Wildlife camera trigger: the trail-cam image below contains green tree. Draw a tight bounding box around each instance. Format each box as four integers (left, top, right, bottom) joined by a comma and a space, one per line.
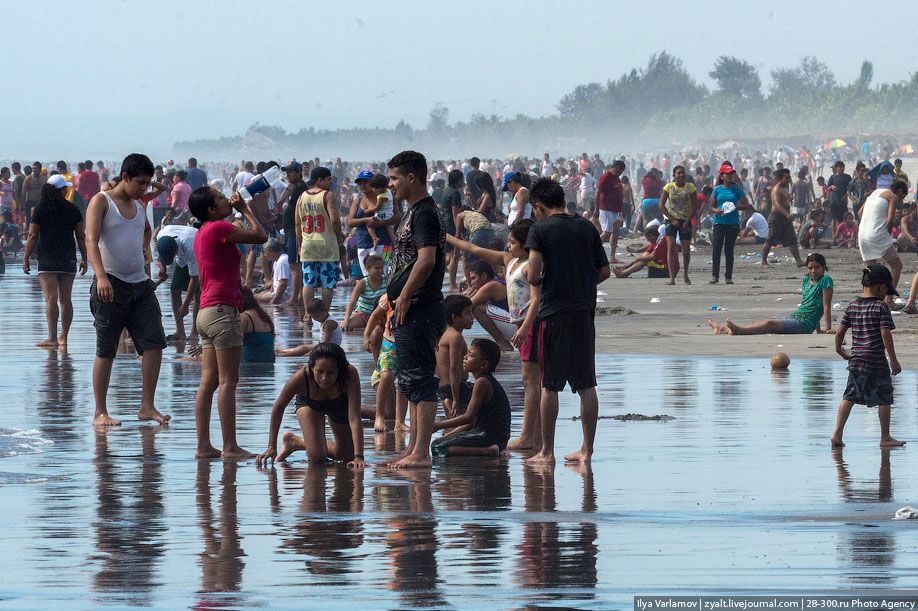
426, 105, 449, 133
709, 56, 761, 99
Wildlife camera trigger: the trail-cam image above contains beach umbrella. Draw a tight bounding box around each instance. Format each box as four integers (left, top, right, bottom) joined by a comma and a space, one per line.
827, 138, 847, 149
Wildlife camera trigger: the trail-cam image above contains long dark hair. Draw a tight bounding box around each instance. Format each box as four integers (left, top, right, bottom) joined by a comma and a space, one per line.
240, 286, 275, 335
475, 172, 497, 204
307, 343, 350, 394
39, 183, 68, 207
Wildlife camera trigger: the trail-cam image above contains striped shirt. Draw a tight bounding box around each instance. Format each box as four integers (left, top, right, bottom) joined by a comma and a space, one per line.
840, 297, 894, 373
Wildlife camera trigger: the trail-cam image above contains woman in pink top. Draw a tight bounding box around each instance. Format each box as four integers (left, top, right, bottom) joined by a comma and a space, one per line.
189, 186, 267, 459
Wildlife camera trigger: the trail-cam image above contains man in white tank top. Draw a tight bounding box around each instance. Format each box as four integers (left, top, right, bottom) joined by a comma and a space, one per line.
85, 153, 170, 427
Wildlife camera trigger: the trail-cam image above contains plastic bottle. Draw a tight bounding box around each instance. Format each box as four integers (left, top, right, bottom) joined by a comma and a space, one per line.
239, 166, 284, 203
376, 192, 394, 221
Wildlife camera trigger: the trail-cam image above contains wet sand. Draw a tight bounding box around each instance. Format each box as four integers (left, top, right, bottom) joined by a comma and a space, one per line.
1, 264, 918, 608
598, 240, 918, 366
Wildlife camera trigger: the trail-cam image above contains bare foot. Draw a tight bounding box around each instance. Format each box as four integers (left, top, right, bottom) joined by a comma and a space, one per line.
683, 277, 691, 285
36, 338, 58, 348
707, 319, 731, 335
564, 449, 592, 463
608, 257, 623, 265
196, 445, 222, 459
374, 418, 388, 433
525, 451, 555, 465
137, 407, 171, 425
498, 450, 511, 459
276, 431, 304, 462
222, 446, 256, 460
57, 337, 68, 350
448, 284, 460, 293
612, 267, 626, 278
666, 279, 675, 285
93, 413, 122, 427
760, 263, 770, 269
880, 437, 906, 447
390, 453, 432, 469
905, 305, 918, 315
830, 436, 845, 448
497, 340, 514, 352
507, 436, 539, 451
394, 422, 410, 432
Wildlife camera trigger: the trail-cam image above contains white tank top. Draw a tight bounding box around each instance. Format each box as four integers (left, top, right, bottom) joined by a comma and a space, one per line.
507, 192, 532, 225
858, 189, 895, 262
99, 191, 148, 283
505, 257, 530, 323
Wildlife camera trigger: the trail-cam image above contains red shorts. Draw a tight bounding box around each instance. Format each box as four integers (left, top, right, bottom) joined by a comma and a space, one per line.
518, 322, 538, 363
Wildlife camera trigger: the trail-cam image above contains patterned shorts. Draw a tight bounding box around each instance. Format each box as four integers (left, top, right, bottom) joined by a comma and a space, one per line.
371, 339, 397, 387
302, 261, 340, 289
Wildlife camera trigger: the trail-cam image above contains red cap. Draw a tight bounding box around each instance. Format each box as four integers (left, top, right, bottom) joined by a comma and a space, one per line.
718, 163, 735, 174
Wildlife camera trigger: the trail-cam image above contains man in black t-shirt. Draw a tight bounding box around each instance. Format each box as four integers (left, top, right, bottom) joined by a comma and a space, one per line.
467, 156, 483, 203
439, 169, 465, 290
280, 161, 307, 306
385, 150, 445, 469
518, 177, 610, 466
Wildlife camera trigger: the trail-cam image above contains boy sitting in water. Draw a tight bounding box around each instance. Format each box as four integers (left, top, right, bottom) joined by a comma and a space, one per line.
612, 226, 668, 278
276, 298, 342, 356
431, 338, 511, 458
831, 264, 905, 448
436, 294, 475, 419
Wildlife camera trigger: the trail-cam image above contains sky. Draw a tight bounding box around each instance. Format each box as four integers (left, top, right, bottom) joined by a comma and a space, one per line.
6, 0, 917, 159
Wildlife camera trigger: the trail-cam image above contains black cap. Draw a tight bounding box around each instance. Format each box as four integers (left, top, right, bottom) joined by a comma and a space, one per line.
862, 264, 899, 296
281, 161, 302, 173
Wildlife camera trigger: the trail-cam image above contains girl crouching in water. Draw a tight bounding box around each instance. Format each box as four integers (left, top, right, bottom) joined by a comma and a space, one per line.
257, 343, 365, 468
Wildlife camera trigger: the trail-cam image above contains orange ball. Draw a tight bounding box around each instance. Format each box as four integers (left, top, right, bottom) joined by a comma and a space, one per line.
771, 352, 790, 370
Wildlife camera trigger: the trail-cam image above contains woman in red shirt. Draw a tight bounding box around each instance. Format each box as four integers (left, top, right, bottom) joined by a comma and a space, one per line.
189, 187, 267, 459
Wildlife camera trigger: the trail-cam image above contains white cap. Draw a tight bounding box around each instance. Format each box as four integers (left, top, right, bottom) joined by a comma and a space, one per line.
48, 174, 72, 189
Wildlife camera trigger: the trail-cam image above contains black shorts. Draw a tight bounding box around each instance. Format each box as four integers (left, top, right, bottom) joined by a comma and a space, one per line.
829, 202, 848, 223
767, 214, 798, 247
843, 369, 894, 407
37, 258, 77, 274
90, 274, 167, 358
295, 401, 348, 425
283, 231, 299, 264
437, 381, 473, 404
665, 220, 692, 241
394, 299, 445, 404
170, 264, 190, 292
535, 310, 596, 392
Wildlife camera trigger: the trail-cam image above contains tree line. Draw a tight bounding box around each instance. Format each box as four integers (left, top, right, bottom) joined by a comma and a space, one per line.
174, 52, 918, 160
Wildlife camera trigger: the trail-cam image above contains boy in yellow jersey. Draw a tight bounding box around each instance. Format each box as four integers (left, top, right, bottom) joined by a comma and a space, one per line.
296, 166, 343, 323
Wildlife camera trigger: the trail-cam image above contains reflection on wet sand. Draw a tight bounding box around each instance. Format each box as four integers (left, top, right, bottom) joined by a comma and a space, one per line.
375, 469, 445, 608
92, 427, 166, 605
279, 463, 365, 582
196, 460, 245, 606
832, 449, 896, 586
516, 464, 598, 606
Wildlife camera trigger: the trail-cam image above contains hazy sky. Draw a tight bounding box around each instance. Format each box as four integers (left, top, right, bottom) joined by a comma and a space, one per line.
6, 0, 916, 159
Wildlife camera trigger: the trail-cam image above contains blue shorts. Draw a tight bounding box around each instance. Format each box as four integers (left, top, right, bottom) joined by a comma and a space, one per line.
779, 318, 809, 334
302, 261, 340, 289
284, 235, 299, 264
641, 198, 661, 220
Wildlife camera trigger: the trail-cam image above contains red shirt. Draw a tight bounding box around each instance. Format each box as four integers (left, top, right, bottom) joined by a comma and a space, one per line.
641, 176, 663, 199
647, 237, 669, 267
77, 170, 101, 200
194, 220, 242, 310
596, 172, 623, 212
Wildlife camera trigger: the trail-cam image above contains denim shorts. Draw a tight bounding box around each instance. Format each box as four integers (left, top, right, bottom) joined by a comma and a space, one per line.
779, 318, 809, 334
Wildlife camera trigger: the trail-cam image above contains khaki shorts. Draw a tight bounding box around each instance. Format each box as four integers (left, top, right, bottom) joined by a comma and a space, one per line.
196, 305, 243, 350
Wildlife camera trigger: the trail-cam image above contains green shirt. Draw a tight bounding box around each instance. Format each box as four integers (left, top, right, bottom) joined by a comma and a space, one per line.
791, 274, 833, 333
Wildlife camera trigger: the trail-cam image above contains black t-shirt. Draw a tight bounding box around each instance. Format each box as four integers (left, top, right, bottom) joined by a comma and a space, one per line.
437, 186, 462, 233
525, 212, 607, 317
475, 373, 511, 445
387, 196, 445, 304
31, 201, 82, 262
283, 180, 308, 235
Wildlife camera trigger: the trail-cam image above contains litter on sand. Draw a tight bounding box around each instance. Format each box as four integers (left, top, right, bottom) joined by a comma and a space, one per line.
894, 507, 918, 520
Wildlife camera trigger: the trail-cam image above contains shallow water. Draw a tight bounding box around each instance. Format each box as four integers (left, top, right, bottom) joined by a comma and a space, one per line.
1, 269, 918, 608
